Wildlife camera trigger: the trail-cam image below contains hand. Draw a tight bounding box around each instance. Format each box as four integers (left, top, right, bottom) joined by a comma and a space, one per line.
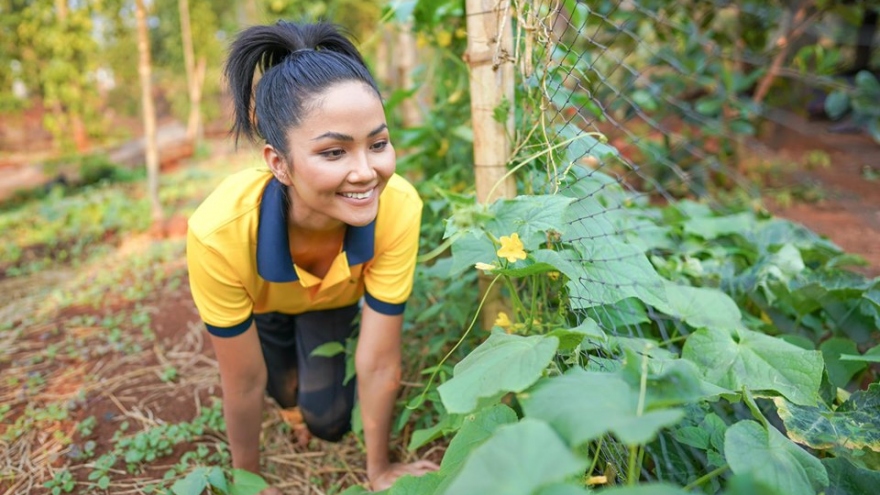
257, 487, 283, 495
369, 460, 440, 491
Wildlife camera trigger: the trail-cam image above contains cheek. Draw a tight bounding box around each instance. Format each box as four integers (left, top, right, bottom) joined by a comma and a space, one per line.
377, 150, 397, 178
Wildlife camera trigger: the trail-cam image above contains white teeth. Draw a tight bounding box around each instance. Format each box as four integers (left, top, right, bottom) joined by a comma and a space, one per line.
342, 190, 372, 199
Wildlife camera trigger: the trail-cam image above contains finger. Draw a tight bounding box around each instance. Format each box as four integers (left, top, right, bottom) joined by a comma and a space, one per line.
412, 459, 440, 471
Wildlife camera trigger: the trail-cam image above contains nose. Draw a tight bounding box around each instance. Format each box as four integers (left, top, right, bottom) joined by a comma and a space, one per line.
348, 151, 376, 183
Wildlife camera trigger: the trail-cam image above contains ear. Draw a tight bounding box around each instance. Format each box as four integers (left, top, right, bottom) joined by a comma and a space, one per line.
263, 144, 292, 185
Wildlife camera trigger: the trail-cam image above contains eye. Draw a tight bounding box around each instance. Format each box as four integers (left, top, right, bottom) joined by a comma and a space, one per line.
370, 140, 389, 151
319, 149, 345, 159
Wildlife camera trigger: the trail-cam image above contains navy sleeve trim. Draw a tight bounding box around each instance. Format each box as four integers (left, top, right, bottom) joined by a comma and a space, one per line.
364, 292, 406, 316
205, 315, 254, 338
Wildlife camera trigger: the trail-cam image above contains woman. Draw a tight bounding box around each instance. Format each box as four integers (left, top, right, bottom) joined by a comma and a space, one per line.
186, 21, 438, 492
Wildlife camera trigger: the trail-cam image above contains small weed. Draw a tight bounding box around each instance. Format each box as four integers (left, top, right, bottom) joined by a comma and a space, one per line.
77, 415, 98, 437
160, 366, 179, 383
803, 150, 831, 169
86, 453, 117, 490
43, 469, 76, 495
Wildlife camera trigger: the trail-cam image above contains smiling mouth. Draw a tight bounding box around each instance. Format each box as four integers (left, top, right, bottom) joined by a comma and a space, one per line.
340, 189, 374, 200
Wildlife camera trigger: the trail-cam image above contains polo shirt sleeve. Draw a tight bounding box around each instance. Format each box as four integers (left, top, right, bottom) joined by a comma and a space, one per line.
186, 229, 254, 337
363, 195, 423, 316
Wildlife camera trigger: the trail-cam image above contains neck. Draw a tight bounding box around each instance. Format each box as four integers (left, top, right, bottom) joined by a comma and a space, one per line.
287, 202, 346, 238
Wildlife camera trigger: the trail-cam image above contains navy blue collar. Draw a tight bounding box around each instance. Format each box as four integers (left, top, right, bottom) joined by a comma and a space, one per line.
256, 178, 375, 283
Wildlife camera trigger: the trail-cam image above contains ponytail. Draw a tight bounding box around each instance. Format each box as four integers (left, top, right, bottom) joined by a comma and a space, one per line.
224, 21, 379, 156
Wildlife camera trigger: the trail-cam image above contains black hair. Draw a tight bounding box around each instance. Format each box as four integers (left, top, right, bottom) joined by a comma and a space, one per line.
224, 21, 381, 157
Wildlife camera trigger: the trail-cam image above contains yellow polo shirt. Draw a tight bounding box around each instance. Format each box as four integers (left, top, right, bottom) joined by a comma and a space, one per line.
186, 167, 422, 337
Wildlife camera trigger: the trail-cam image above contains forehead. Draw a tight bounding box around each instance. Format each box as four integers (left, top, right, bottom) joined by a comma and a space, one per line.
296, 81, 384, 131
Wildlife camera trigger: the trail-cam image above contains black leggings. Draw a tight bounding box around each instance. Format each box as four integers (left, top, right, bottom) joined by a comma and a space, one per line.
254, 304, 358, 442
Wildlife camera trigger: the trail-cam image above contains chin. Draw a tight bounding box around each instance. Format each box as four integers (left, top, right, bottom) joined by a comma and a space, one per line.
343, 209, 379, 227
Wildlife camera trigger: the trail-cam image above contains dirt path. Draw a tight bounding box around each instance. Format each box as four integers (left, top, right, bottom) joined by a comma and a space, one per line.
760, 109, 880, 277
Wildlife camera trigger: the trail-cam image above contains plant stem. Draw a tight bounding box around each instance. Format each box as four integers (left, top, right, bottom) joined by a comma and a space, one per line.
527, 274, 538, 332
587, 436, 605, 478
626, 445, 640, 485
504, 276, 526, 323
416, 231, 463, 263
408, 274, 502, 409
683, 464, 730, 491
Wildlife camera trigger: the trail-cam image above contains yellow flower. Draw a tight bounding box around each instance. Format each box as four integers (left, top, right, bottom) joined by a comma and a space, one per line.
494, 312, 511, 329
475, 262, 497, 272
437, 31, 453, 48
497, 233, 526, 263
547, 271, 560, 281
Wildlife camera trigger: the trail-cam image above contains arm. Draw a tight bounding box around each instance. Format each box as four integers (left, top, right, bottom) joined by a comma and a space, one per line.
209, 323, 267, 474
356, 305, 438, 490
355, 304, 402, 483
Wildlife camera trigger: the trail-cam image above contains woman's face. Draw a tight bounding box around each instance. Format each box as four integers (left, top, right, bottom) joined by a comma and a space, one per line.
265, 80, 395, 231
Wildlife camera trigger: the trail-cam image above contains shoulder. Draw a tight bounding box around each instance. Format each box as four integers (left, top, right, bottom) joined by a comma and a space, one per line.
375, 174, 422, 242
379, 174, 422, 210
188, 167, 273, 241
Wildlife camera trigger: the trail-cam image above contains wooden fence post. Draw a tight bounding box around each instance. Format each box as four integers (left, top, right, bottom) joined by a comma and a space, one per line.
466, 0, 517, 329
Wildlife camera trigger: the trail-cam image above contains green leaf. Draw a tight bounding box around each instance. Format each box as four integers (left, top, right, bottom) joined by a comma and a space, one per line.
229, 469, 269, 495
696, 97, 724, 116
820, 338, 867, 387
631, 89, 659, 112
725, 420, 828, 495
560, 239, 667, 310
682, 327, 823, 406
408, 413, 463, 451
654, 283, 743, 331
387, 472, 443, 494
449, 231, 496, 276
724, 474, 785, 495
172, 468, 209, 495
773, 384, 880, 452
495, 260, 558, 278
440, 404, 518, 474
855, 70, 880, 97
521, 368, 684, 446
533, 484, 592, 495
840, 354, 880, 363
488, 195, 574, 250
599, 484, 692, 495
547, 318, 606, 351
825, 90, 850, 120
438, 333, 559, 414
440, 419, 586, 495
563, 195, 629, 243
309, 342, 345, 358
339, 486, 372, 495
682, 212, 756, 240
822, 456, 880, 495
205, 467, 228, 493
673, 412, 727, 457
618, 349, 730, 408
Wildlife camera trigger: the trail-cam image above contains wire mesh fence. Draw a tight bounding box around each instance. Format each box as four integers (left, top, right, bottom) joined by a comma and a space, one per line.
495, 0, 860, 486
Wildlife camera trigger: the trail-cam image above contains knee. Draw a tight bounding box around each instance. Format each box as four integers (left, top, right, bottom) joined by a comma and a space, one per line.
301, 407, 351, 442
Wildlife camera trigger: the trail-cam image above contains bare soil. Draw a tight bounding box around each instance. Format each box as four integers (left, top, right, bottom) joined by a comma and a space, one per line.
758, 109, 880, 277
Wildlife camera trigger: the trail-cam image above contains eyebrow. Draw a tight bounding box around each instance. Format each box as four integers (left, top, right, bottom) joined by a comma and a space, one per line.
312, 123, 388, 142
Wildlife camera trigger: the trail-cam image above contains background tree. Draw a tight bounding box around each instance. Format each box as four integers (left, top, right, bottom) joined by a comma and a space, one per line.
135, 0, 162, 225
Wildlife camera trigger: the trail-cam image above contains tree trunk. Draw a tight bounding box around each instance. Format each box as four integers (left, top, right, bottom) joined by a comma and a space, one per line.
397, 22, 421, 127
135, 0, 163, 226
54, 0, 89, 152
466, 0, 516, 329
178, 0, 203, 144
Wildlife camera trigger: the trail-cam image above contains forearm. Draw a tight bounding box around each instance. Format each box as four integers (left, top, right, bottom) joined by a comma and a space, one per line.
223, 386, 265, 473
357, 362, 401, 480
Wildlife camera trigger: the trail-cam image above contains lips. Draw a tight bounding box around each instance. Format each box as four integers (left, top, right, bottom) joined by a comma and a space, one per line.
340, 188, 374, 200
